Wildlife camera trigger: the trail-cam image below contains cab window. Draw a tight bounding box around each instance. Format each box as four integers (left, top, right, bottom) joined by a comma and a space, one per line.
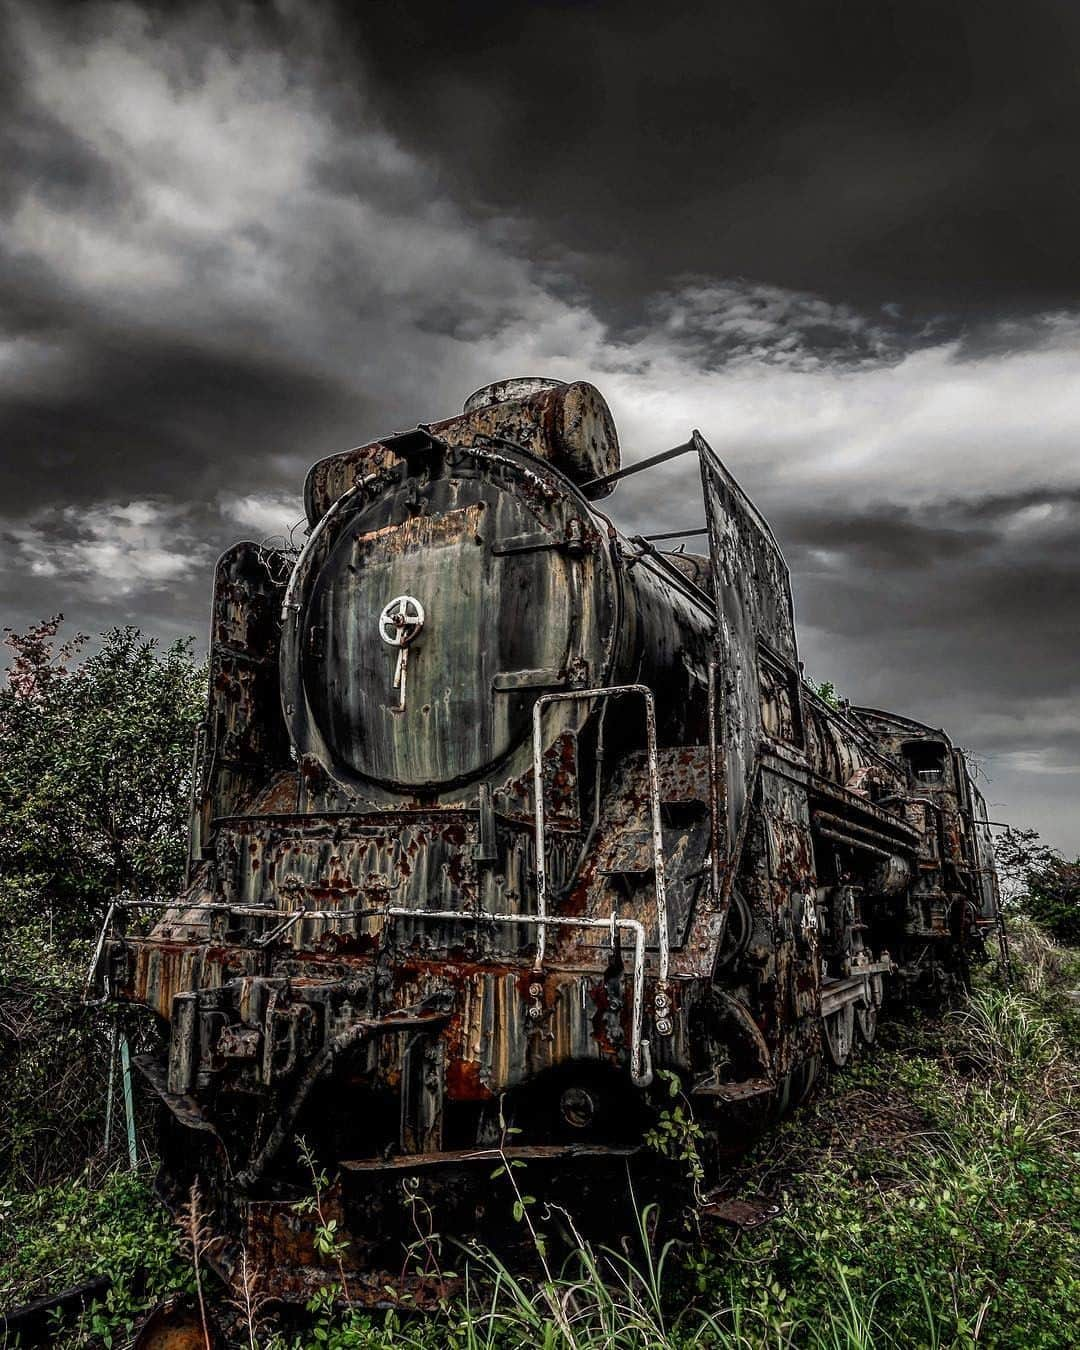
903, 739, 947, 786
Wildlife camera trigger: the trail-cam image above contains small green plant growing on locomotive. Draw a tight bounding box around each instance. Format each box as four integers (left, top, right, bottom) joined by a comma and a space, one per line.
293, 1135, 354, 1305
643, 1069, 707, 1198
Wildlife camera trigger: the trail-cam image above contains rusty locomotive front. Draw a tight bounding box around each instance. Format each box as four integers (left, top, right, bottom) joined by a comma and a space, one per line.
91, 376, 1000, 1303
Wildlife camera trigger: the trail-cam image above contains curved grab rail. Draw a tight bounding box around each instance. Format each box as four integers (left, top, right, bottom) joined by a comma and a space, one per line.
531, 685, 669, 991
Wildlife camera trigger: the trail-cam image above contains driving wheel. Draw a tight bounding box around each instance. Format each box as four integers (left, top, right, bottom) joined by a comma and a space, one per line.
852, 928, 884, 1045
823, 1001, 855, 1068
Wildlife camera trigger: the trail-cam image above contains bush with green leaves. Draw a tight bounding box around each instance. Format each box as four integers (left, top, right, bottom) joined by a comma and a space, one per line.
0, 1168, 190, 1348
1023, 856, 1080, 947
0, 616, 205, 935
0, 618, 204, 1186
995, 826, 1080, 947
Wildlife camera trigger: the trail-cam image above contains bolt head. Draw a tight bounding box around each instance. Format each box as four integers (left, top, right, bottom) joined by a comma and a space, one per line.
655, 1017, 673, 1036
528, 982, 543, 998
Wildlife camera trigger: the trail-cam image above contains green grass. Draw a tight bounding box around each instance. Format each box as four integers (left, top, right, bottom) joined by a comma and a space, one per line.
2, 949, 1077, 1348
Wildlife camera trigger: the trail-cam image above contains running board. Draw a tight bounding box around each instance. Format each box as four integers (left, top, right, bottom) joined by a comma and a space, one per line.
134, 1052, 221, 1136
690, 1074, 776, 1104
820, 959, 892, 1016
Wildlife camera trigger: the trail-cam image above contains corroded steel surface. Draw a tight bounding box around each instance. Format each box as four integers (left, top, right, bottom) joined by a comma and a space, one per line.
91, 375, 999, 1306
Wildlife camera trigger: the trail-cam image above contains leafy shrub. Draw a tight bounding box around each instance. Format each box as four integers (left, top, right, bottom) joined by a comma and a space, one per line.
1023, 856, 1080, 947
0, 617, 204, 937
0, 620, 201, 1186
0, 909, 107, 1186
995, 826, 1080, 948
0, 1168, 190, 1347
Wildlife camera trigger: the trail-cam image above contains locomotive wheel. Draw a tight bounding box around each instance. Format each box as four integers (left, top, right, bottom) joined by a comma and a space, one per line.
855, 966, 884, 1045
715, 886, 752, 972
855, 995, 878, 1045
823, 1002, 855, 1068
851, 929, 883, 1046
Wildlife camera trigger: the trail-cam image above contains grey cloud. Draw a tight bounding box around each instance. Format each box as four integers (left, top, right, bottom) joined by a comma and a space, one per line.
764, 492, 1080, 848
635, 282, 913, 371
776, 492, 1079, 701
3, 498, 211, 596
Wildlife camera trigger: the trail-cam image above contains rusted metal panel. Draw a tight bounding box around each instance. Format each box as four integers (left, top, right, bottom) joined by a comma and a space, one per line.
699, 1194, 781, 1228
698, 430, 796, 878
191, 544, 292, 865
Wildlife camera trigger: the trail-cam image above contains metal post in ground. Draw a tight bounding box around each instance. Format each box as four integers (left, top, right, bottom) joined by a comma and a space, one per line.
119, 1031, 138, 1169
104, 1019, 118, 1155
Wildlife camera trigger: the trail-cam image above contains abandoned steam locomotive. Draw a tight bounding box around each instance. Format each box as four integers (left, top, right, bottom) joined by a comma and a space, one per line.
91, 377, 999, 1303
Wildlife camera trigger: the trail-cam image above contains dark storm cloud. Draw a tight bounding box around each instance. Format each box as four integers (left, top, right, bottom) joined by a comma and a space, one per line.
0, 0, 552, 518
779, 491, 1080, 701
0, 0, 1076, 850
0, 322, 349, 512
773, 489, 1080, 844
780, 490, 1080, 575
347, 0, 1080, 321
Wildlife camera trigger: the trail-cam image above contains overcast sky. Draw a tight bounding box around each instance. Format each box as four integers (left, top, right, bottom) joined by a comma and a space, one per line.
1, 0, 1077, 851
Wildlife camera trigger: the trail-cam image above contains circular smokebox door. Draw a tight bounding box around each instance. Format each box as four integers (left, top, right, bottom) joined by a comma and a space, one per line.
296, 466, 612, 790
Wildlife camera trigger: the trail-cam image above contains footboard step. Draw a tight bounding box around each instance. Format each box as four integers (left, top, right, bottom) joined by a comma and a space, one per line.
690, 1075, 775, 1103
340, 1144, 640, 1174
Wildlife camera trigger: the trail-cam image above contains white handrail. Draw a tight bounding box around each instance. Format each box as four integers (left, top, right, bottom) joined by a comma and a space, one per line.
531, 685, 669, 991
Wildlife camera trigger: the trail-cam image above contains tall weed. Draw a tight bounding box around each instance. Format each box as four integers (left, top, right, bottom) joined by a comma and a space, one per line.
948, 988, 1059, 1079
